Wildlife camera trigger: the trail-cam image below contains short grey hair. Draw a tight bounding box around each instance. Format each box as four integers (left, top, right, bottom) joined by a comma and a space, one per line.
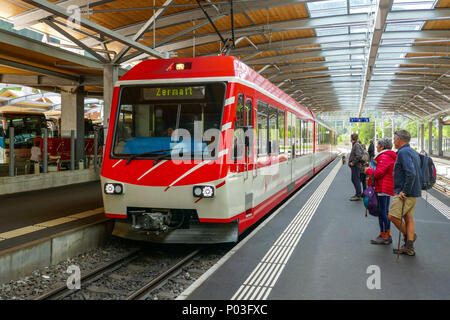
377, 138, 392, 150
394, 129, 411, 143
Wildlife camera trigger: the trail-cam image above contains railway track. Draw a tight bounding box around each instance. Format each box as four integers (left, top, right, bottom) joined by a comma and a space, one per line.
127, 249, 200, 300
34, 248, 142, 300
435, 175, 450, 195
34, 248, 201, 300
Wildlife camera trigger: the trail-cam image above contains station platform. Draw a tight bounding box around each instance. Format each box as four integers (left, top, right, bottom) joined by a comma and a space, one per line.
181, 157, 450, 300
0, 181, 105, 252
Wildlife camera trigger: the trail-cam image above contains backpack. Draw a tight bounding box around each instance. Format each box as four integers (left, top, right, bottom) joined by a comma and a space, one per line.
419, 153, 436, 190
361, 150, 369, 163
363, 172, 379, 217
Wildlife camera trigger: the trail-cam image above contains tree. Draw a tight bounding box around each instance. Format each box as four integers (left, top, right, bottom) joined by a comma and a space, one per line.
351, 122, 375, 146
405, 120, 418, 138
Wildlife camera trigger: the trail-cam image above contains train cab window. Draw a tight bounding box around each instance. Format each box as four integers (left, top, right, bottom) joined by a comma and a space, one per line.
0, 121, 5, 137
296, 118, 301, 157
232, 94, 245, 160
232, 94, 253, 160
278, 110, 285, 153
257, 100, 269, 156
245, 98, 253, 128
235, 94, 245, 128
268, 106, 278, 154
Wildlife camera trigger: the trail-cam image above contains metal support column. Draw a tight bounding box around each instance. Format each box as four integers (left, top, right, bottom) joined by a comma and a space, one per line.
43, 128, 48, 173
103, 64, 119, 145
71, 130, 75, 170
8, 127, 14, 177
438, 119, 443, 157
429, 121, 433, 155
61, 87, 85, 165
94, 129, 98, 169
417, 120, 420, 151
420, 123, 425, 152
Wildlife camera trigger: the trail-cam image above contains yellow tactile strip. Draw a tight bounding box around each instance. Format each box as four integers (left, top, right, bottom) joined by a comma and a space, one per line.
0, 208, 104, 241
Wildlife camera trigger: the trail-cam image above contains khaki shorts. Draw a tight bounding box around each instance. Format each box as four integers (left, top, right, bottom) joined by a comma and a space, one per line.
388, 195, 418, 220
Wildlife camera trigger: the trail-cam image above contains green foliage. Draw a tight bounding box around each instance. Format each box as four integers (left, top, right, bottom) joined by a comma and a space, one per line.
405, 120, 418, 138
338, 133, 350, 145
444, 125, 450, 138
351, 122, 375, 145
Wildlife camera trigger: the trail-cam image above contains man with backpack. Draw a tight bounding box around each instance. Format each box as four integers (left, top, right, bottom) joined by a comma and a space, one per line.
348, 133, 365, 201
388, 130, 422, 256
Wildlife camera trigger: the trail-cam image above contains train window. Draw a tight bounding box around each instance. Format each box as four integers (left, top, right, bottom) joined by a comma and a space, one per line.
317, 124, 321, 147
257, 101, 268, 156
278, 110, 285, 153
301, 120, 308, 155
287, 112, 295, 158
296, 118, 301, 157
268, 106, 278, 154
235, 94, 245, 128
232, 93, 245, 160
245, 98, 253, 127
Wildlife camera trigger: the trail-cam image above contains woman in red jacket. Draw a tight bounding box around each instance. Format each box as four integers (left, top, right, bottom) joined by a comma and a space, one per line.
365, 138, 397, 245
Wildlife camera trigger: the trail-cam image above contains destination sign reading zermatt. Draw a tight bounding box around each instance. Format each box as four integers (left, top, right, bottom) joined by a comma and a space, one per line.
143, 86, 206, 100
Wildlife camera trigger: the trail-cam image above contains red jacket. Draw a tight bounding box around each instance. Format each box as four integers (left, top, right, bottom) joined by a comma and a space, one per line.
365, 150, 397, 196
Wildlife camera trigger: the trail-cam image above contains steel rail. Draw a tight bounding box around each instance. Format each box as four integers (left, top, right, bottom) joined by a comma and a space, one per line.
126, 249, 201, 300
34, 248, 142, 300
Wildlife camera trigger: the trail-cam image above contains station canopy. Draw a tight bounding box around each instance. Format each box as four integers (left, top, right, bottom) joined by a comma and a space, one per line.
0, 0, 449, 120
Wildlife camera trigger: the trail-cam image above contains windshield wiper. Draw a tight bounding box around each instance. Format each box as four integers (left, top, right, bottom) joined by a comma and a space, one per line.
126, 148, 210, 165
126, 148, 172, 165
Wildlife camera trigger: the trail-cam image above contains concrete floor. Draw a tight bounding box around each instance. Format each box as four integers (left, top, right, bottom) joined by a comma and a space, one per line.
186, 159, 450, 300
0, 181, 103, 233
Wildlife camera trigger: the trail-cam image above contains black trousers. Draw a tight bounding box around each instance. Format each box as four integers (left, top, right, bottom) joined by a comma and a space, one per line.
351, 165, 362, 197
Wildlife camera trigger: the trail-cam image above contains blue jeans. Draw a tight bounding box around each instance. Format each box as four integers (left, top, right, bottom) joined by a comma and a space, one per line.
351, 166, 362, 197
377, 195, 391, 233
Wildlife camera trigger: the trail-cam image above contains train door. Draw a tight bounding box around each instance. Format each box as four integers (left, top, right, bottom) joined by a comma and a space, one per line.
233, 93, 252, 180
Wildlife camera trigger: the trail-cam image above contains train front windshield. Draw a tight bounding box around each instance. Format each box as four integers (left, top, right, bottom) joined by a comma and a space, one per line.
112, 82, 226, 159
0, 113, 46, 148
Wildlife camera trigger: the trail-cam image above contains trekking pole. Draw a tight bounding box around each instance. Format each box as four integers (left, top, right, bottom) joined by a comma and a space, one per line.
396, 198, 406, 262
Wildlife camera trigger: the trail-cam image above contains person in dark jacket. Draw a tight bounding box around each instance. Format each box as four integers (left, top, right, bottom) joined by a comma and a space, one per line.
366, 138, 397, 245
368, 139, 375, 161
388, 130, 421, 256
348, 133, 364, 201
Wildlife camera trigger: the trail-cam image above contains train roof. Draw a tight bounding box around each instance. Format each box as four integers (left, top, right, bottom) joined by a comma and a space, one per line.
118, 56, 316, 122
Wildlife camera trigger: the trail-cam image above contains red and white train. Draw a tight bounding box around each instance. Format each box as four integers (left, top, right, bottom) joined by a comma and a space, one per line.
101, 56, 337, 243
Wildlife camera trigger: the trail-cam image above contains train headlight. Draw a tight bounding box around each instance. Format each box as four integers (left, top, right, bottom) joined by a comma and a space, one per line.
193, 185, 215, 198
104, 183, 123, 195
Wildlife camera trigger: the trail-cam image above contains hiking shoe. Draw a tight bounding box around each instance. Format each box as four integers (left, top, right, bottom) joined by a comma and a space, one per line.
349, 195, 362, 201
371, 235, 392, 245
393, 241, 415, 256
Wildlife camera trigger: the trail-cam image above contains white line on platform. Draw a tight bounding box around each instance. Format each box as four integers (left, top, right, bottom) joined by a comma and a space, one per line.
176, 157, 341, 300
0, 208, 104, 240
231, 160, 342, 300
422, 190, 450, 220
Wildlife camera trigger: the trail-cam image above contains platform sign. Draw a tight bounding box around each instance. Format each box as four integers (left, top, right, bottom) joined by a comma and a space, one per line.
350, 117, 370, 123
